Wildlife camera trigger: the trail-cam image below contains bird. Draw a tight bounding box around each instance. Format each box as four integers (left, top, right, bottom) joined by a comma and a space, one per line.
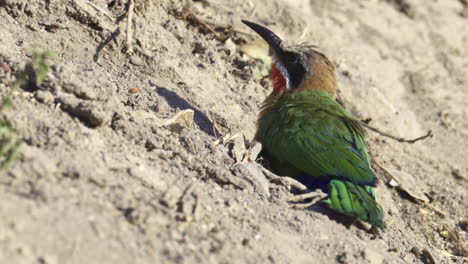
242, 20, 385, 228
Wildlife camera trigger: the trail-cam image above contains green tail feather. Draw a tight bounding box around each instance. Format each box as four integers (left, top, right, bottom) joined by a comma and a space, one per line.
323, 180, 385, 228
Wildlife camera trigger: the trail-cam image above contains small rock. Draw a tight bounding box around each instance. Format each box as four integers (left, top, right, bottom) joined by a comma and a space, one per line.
1, 63, 11, 72
388, 179, 400, 187
35, 90, 55, 104
223, 38, 236, 56
128, 88, 140, 94
130, 56, 143, 66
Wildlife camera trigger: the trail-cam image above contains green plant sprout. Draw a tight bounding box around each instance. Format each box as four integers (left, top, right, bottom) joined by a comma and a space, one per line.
0, 46, 57, 171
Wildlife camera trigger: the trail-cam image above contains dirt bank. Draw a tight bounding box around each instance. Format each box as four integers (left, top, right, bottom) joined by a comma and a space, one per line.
0, 0, 467, 263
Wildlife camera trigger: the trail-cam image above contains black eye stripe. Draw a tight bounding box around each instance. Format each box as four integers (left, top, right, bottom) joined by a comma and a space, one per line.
277, 51, 308, 89
289, 55, 299, 63
284, 52, 299, 63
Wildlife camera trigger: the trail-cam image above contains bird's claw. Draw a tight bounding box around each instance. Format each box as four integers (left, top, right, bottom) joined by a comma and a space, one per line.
259, 167, 308, 192
288, 189, 327, 209
257, 165, 327, 209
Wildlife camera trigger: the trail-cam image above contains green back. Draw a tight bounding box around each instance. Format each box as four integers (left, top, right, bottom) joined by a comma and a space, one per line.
258, 91, 377, 186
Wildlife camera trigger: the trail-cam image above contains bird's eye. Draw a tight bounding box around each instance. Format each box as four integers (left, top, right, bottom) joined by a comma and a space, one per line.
285, 53, 300, 65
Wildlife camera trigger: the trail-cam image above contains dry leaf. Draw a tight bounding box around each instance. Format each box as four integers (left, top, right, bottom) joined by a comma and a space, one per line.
164, 109, 194, 133
385, 167, 430, 203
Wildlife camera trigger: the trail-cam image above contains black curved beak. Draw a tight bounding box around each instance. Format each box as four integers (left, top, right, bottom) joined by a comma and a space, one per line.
242, 20, 284, 56
242, 20, 308, 90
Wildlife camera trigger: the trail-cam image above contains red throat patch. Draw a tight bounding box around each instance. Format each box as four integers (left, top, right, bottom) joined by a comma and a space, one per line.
270, 64, 286, 92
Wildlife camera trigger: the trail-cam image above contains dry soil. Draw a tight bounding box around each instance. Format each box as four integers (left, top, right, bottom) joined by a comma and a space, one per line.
0, 0, 467, 263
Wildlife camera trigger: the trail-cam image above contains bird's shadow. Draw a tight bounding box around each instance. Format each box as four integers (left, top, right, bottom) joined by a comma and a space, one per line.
150, 80, 219, 137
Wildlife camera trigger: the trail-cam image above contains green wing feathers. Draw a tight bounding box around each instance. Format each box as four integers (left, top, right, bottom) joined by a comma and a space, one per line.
324, 180, 385, 228
259, 91, 377, 185
258, 91, 385, 227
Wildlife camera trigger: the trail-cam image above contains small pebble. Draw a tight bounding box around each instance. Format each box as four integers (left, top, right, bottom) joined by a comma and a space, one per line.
130, 56, 143, 66
35, 90, 55, 104
128, 88, 140, 94
1, 63, 11, 72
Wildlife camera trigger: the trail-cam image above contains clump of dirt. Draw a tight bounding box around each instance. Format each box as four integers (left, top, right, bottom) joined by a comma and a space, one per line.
0, 0, 467, 263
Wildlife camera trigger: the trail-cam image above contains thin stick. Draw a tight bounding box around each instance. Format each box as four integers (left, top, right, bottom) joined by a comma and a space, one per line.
361, 122, 433, 144
183, 9, 221, 39
180, 0, 253, 39
423, 201, 446, 216
126, 0, 135, 55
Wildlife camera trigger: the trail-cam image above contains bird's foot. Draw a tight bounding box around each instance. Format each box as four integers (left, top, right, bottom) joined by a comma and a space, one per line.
352, 219, 380, 235
257, 166, 327, 209
288, 189, 327, 209
259, 167, 308, 192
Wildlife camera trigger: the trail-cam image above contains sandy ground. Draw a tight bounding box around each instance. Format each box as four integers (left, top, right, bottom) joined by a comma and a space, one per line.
0, 0, 467, 263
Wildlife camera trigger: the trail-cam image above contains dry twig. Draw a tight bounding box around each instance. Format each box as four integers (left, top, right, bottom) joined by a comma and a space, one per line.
361, 121, 433, 144
126, 0, 135, 55
182, 8, 222, 39
422, 201, 446, 216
